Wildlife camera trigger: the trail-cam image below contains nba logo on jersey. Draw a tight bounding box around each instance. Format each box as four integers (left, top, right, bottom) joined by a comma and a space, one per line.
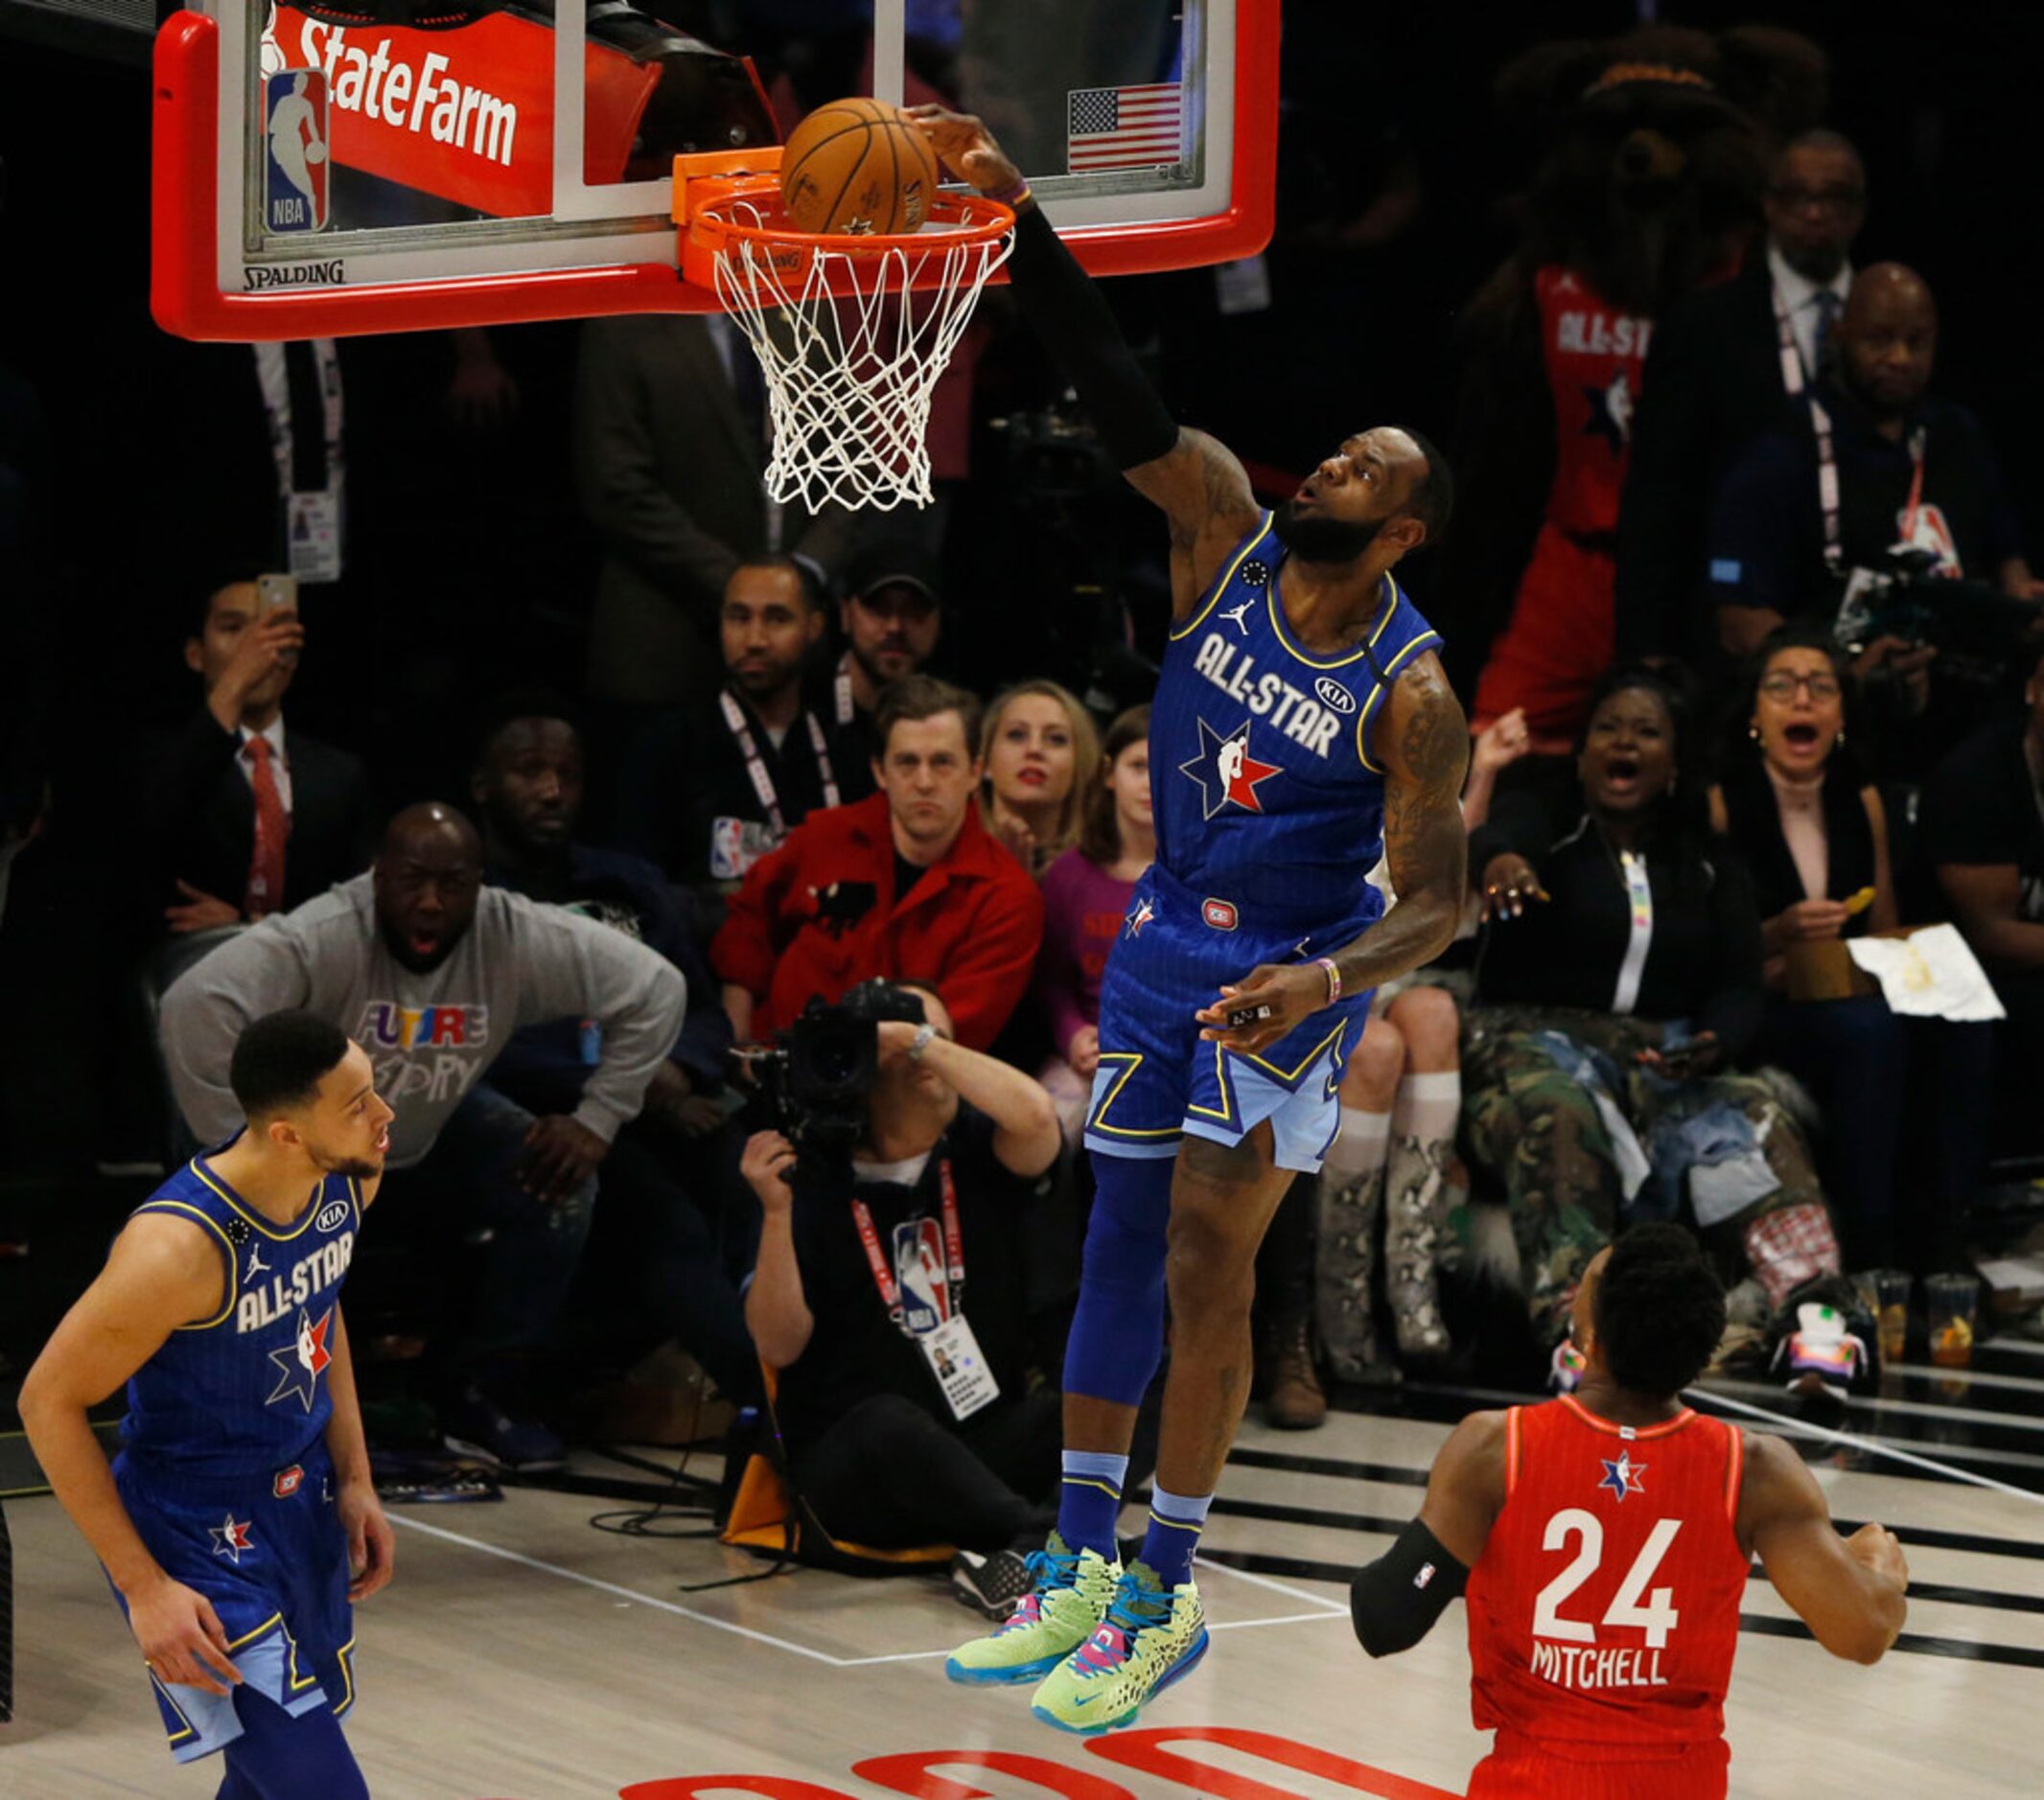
265, 70, 331, 234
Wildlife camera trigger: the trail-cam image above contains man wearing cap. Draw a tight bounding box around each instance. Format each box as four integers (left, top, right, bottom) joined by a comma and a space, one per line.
823, 537, 947, 761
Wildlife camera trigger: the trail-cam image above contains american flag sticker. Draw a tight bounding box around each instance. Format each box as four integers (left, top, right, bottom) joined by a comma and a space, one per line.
1066, 82, 1185, 174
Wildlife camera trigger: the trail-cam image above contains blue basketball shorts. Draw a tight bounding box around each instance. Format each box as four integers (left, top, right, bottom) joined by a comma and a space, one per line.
1082, 871, 1375, 1174
111, 1442, 356, 1763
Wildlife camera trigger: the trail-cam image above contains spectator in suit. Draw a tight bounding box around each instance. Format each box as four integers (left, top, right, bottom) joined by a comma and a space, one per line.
821, 536, 946, 758
713, 676, 1044, 1053
1703, 265, 2041, 773
1617, 129, 1868, 666
142, 574, 375, 984
617, 557, 871, 899
472, 699, 757, 1404
574, 315, 856, 710
159, 802, 687, 1468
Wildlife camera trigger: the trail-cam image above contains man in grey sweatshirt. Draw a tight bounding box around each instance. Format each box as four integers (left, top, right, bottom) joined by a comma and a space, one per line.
159, 803, 686, 1467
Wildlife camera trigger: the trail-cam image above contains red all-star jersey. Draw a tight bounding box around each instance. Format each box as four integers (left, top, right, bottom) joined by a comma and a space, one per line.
1465, 1396, 1751, 1759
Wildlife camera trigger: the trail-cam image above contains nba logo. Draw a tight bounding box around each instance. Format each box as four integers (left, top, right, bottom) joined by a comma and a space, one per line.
265, 69, 331, 234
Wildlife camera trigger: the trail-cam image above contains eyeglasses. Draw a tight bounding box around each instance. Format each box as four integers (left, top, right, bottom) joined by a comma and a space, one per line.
1758, 673, 1843, 702
1767, 184, 1866, 214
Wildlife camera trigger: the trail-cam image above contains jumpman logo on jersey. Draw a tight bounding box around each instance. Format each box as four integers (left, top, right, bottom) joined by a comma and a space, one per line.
1179, 718, 1282, 820
210, 1512, 255, 1564
1126, 897, 1156, 937
1598, 1450, 1647, 1502
1217, 600, 1255, 635
245, 1243, 270, 1281
267, 1305, 335, 1412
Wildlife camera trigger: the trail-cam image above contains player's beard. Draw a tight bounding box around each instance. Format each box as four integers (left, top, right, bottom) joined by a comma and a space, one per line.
306, 1138, 382, 1181
1272, 500, 1388, 565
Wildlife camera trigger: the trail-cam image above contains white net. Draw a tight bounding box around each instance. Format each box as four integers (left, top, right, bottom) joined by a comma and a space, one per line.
708, 199, 1013, 513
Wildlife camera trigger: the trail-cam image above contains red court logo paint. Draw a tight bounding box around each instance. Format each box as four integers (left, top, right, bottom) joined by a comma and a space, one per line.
613, 1727, 1460, 1800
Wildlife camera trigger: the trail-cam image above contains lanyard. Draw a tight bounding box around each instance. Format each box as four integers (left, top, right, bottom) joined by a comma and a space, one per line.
835, 665, 856, 728
718, 689, 840, 844
1808, 396, 1926, 575
253, 340, 344, 496
849, 1160, 964, 1336
1612, 848, 1654, 1017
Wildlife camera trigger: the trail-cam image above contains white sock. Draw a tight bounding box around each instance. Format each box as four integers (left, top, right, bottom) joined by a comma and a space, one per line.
1391, 1071, 1460, 1142
1325, 1108, 1392, 1183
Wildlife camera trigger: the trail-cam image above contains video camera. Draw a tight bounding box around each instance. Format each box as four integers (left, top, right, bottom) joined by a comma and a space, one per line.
734, 980, 931, 1165
1834, 546, 2039, 672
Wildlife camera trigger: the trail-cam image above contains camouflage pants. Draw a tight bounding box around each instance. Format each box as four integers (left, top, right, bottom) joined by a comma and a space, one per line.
1459, 1005, 1825, 1344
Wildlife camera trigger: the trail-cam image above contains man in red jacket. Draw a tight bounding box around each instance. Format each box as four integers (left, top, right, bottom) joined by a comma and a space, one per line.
713, 675, 1044, 1052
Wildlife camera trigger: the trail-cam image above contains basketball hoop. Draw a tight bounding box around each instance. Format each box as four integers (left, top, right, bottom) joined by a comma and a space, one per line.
681, 186, 1014, 513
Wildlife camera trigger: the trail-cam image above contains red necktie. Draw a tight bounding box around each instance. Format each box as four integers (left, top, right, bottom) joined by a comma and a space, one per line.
244, 736, 290, 918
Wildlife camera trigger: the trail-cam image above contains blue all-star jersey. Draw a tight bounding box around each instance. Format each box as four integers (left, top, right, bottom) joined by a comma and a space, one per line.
119, 1141, 362, 1484
1152, 512, 1444, 935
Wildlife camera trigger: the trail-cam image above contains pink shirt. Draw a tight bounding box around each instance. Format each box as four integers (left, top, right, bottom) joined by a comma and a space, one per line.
1034, 848, 1137, 1056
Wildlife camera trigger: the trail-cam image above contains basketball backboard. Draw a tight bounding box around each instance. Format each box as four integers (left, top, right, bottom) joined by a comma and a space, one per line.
152, 0, 1278, 340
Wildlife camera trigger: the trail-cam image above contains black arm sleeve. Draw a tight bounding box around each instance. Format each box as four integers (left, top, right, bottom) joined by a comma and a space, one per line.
1005, 204, 1179, 471
1350, 1517, 1469, 1658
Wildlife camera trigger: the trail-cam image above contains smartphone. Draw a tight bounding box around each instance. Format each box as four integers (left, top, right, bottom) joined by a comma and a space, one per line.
257, 572, 298, 615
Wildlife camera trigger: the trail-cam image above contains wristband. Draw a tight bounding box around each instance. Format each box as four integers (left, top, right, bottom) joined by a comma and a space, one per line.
1315, 957, 1342, 1005
985, 178, 1032, 208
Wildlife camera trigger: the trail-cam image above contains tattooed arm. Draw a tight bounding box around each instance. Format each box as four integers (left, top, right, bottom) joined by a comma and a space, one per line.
1196, 656, 1469, 1055
1123, 429, 1269, 619
1332, 655, 1471, 994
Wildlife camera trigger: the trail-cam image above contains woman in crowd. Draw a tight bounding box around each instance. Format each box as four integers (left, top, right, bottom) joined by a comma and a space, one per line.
979, 681, 1100, 878
1709, 627, 1989, 1268
1034, 705, 1150, 1138
1463, 665, 1840, 1348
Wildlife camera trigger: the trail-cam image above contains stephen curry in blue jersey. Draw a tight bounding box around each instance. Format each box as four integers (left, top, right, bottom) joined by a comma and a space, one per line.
916, 106, 1472, 1732
22, 1011, 395, 1796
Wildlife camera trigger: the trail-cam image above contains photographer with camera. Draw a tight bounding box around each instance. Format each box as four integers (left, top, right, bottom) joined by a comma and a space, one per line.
1705, 265, 2043, 775
741, 981, 1068, 1558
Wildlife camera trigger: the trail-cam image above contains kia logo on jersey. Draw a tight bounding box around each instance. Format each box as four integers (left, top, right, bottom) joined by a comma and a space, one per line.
1202, 898, 1240, 931
1313, 678, 1358, 714
314, 1200, 351, 1232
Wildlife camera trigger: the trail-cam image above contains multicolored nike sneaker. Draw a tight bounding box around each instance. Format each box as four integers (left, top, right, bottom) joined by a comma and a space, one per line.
1029, 1561, 1208, 1735
944, 1533, 1121, 1686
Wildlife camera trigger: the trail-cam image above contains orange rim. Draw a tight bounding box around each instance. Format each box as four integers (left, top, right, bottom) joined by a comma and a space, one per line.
688, 185, 1015, 262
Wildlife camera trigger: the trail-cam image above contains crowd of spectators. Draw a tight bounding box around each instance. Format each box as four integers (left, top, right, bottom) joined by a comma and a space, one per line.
5, 9, 2044, 1563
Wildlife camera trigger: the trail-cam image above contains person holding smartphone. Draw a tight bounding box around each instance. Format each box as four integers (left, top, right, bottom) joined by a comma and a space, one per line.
141, 569, 375, 984
1461, 666, 1843, 1354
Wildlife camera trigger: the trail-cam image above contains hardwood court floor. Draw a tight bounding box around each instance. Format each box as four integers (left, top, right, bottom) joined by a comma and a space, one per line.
9, 1372, 2044, 1799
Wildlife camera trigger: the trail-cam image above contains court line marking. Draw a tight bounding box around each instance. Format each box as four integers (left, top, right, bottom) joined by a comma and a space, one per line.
1683, 1388, 2044, 1507
1196, 1548, 1349, 1615
388, 1512, 1349, 1673
385, 1512, 849, 1666
1704, 1374, 2044, 1437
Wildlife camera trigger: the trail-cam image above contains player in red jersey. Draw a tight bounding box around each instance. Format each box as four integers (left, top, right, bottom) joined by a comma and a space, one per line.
1350, 1224, 1909, 1797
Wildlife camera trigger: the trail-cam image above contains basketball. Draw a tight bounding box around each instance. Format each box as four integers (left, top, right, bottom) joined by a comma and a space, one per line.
778, 97, 941, 237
